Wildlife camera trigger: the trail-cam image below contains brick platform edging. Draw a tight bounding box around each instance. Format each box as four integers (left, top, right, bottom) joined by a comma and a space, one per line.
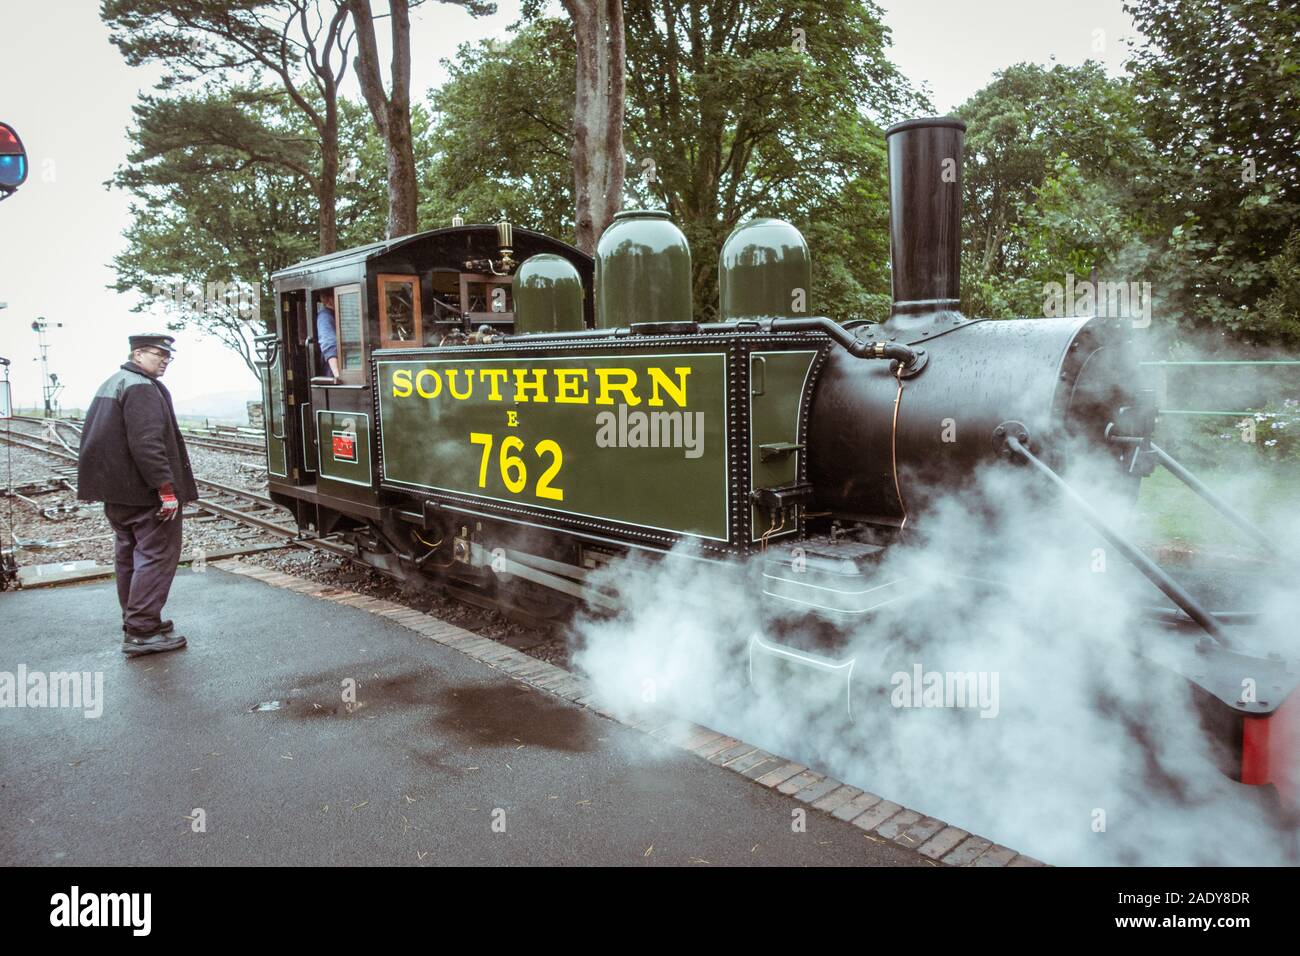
213, 558, 1045, 867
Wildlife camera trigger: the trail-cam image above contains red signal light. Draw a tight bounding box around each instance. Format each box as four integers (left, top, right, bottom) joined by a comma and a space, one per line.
0, 122, 28, 193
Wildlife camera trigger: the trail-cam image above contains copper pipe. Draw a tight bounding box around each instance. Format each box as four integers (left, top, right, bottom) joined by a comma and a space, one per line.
891, 370, 908, 528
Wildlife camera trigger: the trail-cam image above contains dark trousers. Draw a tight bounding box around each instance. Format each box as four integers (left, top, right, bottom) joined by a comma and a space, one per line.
104, 502, 183, 636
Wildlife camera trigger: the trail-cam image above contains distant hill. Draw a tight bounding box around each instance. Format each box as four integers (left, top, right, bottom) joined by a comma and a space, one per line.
172, 389, 262, 425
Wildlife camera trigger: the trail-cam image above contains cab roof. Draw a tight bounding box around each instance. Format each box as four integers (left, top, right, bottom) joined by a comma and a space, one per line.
270, 224, 583, 284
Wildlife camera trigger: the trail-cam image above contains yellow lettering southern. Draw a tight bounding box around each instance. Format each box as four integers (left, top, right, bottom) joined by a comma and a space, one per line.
415, 368, 442, 399
595, 368, 640, 406
513, 369, 550, 403
554, 368, 590, 404
479, 368, 508, 401
392, 368, 413, 398
447, 368, 474, 400
647, 367, 690, 408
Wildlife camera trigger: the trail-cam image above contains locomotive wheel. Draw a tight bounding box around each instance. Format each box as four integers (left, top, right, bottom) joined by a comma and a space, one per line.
497, 574, 573, 624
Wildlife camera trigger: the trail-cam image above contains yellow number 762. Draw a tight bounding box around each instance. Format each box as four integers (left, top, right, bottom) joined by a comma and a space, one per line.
469, 432, 564, 501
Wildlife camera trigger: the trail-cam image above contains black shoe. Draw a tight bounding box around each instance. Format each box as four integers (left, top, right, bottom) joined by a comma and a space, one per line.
122, 632, 187, 657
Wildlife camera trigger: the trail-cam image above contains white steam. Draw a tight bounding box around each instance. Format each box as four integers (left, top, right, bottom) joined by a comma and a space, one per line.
571, 449, 1299, 865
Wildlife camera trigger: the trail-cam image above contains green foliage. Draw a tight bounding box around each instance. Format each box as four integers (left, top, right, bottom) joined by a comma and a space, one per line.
430, 1, 921, 321
621, 0, 921, 319
1163, 402, 1300, 474
113, 88, 315, 183
956, 8, 1300, 348
423, 19, 579, 239
109, 89, 387, 376
955, 61, 1158, 318
352, 100, 436, 243
1254, 399, 1300, 465
1123, 0, 1300, 343
1253, 229, 1300, 341
104, 0, 1300, 377
101, 0, 278, 88
796, 133, 894, 324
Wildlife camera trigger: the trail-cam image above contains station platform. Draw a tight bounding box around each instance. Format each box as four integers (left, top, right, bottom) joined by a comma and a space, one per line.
0, 564, 958, 867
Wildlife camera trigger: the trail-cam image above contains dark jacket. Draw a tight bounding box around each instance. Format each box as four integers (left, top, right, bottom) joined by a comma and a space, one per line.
77, 362, 199, 505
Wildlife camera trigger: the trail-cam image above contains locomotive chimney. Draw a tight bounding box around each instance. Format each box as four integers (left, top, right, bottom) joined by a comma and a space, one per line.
885, 116, 966, 330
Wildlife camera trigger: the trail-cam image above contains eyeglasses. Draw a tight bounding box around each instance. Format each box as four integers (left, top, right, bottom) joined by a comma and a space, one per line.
141, 349, 173, 360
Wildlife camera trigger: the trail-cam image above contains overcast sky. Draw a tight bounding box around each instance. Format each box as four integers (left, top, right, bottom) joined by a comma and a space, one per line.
0, 0, 1139, 415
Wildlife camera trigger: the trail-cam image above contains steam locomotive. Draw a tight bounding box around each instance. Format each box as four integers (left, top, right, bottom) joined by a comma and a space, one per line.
257, 117, 1297, 811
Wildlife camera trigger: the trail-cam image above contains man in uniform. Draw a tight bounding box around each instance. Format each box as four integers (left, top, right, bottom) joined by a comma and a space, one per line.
77, 334, 198, 656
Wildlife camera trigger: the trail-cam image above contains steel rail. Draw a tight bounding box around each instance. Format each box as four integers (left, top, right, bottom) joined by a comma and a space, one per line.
0, 429, 353, 556
12, 415, 263, 455
184, 436, 265, 453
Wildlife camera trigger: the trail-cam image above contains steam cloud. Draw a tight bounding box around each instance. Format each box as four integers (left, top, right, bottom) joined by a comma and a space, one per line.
570, 444, 1299, 866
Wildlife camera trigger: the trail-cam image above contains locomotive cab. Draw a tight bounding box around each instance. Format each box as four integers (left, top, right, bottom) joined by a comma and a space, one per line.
257, 225, 594, 538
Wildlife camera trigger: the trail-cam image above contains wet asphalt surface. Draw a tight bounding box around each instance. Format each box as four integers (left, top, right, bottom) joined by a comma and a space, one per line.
0, 568, 927, 866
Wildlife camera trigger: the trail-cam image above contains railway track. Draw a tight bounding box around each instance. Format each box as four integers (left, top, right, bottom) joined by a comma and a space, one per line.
2, 421, 547, 622
9, 415, 265, 455
184, 434, 267, 454
0, 425, 351, 560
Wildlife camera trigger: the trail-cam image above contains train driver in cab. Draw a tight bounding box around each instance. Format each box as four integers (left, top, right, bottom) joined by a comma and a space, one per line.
317, 290, 340, 379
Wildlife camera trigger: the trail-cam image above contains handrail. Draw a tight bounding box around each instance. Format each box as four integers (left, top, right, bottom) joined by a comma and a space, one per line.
1140, 360, 1300, 367
253, 333, 280, 368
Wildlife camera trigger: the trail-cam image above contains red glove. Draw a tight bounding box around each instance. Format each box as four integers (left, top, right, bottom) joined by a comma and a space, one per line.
158, 483, 179, 521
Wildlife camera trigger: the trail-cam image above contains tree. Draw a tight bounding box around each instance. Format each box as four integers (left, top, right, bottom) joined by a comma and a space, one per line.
1124, 0, 1300, 344
954, 62, 1157, 318
348, 0, 495, 238
110, 90, 388, 378
424, 20, 579, 237
102, 0, 354, 254
621, 0, 920, 317
559, 0, 625, 253
1254, 229, 1300, 341
495, 1, 919, 319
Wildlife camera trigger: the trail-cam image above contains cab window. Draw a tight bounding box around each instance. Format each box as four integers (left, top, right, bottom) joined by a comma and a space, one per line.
334, 284, 364, 374
378, 273, 422, 348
